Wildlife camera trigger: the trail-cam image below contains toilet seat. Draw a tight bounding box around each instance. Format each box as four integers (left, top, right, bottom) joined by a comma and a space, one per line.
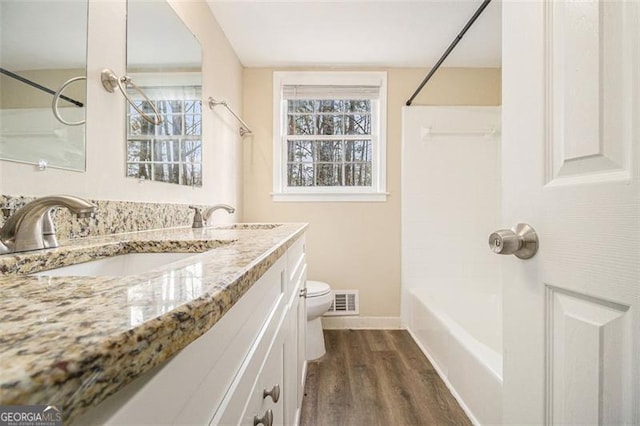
306, 280, 331, 298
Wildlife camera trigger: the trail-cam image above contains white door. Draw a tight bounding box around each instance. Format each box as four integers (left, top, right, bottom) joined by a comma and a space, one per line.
502, 1, 639, 424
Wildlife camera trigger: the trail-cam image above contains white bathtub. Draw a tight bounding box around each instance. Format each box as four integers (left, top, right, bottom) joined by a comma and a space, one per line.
406, 287, 503, 425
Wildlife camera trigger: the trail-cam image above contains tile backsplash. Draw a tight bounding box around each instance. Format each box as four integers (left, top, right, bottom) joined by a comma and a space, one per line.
0, 195, 206, 242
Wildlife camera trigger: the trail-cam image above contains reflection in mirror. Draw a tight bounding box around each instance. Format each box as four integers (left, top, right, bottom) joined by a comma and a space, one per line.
0, 1, 88, 171
126, 0, 203, 187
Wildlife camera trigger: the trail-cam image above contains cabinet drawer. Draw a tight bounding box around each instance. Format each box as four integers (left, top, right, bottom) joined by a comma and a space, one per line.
284, 263, 307, 426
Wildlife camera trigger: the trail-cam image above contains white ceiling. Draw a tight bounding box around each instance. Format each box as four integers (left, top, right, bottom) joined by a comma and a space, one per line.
206, 0, 502, 68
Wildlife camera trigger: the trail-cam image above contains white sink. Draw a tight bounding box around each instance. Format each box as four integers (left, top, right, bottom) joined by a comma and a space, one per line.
32, 252, 197, 277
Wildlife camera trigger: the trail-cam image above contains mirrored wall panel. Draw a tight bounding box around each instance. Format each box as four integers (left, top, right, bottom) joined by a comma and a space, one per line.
0, 1, 88, 171
126, 0, 203, 187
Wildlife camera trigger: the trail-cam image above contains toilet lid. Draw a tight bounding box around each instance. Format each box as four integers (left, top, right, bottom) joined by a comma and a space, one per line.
306, 280, 331, 297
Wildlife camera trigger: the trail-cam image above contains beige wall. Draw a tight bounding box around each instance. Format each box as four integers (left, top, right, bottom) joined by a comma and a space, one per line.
0, 0, 243, 216
243, 67, 501, 317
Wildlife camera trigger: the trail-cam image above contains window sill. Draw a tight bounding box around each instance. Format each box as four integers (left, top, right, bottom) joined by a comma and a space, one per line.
271, 192, 388, 202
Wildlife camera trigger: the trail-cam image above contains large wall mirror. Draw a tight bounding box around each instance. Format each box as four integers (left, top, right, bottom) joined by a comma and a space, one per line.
0, 1, 88, 171
126, 0, 203, 187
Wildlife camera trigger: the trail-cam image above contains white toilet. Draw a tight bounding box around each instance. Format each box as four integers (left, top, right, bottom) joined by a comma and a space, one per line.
305, 280, 333, 360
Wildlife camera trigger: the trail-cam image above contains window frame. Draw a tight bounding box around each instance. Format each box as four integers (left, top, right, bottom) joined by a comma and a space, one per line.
272, 71, 387, 202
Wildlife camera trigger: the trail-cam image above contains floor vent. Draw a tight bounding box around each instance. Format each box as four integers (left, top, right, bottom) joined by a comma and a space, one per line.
324, 290, 359, 316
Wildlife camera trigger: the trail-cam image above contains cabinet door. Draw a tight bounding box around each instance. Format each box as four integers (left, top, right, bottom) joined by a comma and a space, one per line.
283, 299, 298, 426
283, 267, 308, 425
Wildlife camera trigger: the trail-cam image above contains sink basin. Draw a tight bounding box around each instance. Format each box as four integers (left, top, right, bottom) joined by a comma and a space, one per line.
32, 252, 197, 277
216, 224, 281, 230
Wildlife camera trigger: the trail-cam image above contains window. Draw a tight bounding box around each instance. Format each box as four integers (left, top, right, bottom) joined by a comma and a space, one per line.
126, 74, 202, 187
273, 72, 387, 201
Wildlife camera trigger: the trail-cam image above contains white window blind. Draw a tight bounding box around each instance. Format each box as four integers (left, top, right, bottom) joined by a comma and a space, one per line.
283, 85, 381, 100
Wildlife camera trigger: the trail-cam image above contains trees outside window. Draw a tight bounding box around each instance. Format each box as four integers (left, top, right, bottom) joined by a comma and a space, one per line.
287, 99, 372, 187
126, 88, 202, 187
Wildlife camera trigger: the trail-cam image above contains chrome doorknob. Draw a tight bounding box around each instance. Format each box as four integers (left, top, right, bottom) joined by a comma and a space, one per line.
489, 223, 538, 259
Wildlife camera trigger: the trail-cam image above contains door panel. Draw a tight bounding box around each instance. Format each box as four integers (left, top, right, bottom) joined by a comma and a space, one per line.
546, 287, 631, 425
546, 0, 634, 185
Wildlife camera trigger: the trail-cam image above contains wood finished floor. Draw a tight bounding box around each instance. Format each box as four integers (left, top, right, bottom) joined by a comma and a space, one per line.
300, 330, 472, 426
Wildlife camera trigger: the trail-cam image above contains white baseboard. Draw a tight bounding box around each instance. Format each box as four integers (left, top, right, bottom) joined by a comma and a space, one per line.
321, 316, 402, 330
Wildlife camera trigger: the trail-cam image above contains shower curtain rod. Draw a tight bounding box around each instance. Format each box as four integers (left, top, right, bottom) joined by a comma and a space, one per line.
0, 67, 84, 107
405, 0, 493, 106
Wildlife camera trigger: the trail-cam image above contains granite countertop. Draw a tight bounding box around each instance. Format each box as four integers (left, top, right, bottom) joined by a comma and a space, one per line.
0, 223, 307, 423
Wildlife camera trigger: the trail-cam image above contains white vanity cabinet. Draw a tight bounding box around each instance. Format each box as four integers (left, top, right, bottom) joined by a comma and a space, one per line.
75, 235, 307, 426
216, 235, 307, 426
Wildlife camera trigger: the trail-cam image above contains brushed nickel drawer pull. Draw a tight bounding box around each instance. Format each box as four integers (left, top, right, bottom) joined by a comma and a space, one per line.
263, 384, 280, 403
254, 409, 273, 426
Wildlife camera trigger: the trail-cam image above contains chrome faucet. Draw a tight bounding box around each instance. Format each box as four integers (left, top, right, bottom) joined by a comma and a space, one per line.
203, 204, 235, 226
0, 195, 96, 254
188, 206, 204, 228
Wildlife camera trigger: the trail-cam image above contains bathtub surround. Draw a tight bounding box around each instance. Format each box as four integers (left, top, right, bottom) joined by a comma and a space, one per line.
0, 195, 219, 243
401, 106, 502, 424
0, 223, 306, 423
